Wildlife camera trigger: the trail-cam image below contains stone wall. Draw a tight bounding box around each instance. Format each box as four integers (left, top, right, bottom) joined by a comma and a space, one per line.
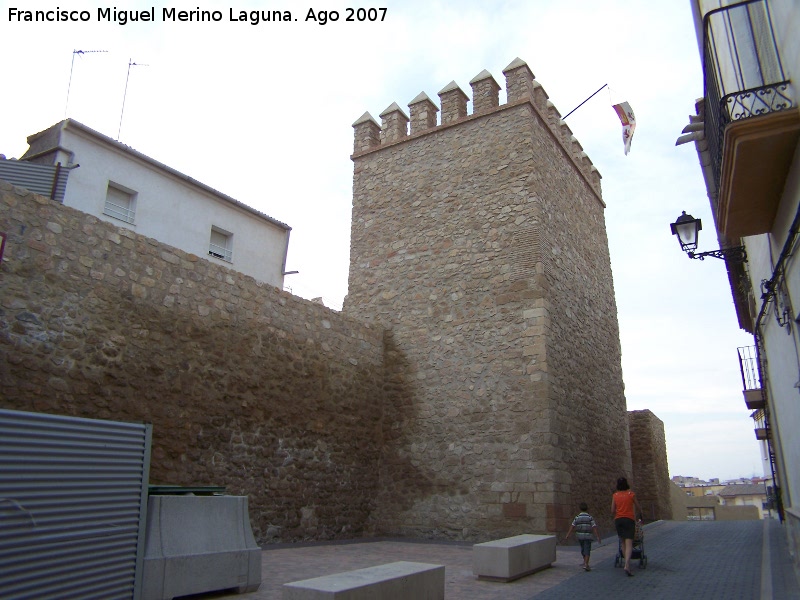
629, 409, 673, 521
345, 58, 631, 539
715, 505, 761, 520
1, 59, 675, 545
669, 481, 688, 520
0, 180, 386, 543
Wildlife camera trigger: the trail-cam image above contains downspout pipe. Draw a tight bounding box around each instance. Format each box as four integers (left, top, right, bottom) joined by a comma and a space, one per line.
757, 203, 800, 325
753, 198, 800, 521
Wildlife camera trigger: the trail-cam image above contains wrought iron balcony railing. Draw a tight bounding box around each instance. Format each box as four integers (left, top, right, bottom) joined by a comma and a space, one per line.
703, 0, 795, 197
737, 345, 760, 390
738, 345, 766, 410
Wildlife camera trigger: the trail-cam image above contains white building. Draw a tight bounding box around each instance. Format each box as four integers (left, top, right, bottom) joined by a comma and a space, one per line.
18, 119, 291, 288
677, 0, 799, 570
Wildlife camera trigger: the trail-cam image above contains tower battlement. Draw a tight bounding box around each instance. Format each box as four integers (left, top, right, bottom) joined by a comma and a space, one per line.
352, 57, 602, 198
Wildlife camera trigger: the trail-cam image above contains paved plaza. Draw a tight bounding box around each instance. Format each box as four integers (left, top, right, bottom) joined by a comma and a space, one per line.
187, 519, 798, 599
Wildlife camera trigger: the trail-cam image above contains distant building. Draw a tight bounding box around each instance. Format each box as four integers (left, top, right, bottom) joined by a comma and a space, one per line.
719, 483, 771, 520
11, 119, 291, 288
682, 484, 726, 498
671, 475, 720, 488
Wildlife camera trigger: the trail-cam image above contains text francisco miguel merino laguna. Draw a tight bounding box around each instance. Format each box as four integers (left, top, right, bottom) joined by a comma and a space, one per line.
7, 7, 389, 25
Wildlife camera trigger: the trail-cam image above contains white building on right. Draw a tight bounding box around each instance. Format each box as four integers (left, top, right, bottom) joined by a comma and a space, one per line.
676, 0, 799, 571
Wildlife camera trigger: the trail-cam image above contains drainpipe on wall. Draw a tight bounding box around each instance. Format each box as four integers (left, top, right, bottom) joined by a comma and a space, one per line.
752, 199, 800, 522
49, 163, 61, 200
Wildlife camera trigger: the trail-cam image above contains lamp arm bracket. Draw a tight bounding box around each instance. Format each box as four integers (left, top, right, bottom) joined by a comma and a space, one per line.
688, 246, 747, 263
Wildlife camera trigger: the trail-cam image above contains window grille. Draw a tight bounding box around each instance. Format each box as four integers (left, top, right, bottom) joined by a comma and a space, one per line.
209, 228, 233, 262
737, 345, 760, 390
104, 185, 136, 224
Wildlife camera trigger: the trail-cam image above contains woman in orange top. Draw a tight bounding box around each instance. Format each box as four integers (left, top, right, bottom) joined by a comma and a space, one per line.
611, 477, 642, 576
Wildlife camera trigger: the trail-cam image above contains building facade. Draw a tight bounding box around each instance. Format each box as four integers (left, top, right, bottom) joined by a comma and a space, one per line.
17, 119, 291, 288
719, 483, 771, 519
679, 0, 800, 569
344, 58, 631, 538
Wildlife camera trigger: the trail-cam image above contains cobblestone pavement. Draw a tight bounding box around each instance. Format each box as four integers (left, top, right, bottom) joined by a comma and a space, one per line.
183, 519, 799, 599
534, 519, 799, 600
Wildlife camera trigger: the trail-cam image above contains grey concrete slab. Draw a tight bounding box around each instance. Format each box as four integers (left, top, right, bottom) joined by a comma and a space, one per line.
473, 534, 556, 581
282, 561, 444, 599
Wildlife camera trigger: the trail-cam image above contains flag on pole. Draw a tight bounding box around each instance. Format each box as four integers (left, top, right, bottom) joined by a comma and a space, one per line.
612, 102, 636, 155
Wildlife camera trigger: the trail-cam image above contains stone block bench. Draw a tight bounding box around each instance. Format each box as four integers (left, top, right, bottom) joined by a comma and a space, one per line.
282, 561, 445, 599
473, 534, 557, 582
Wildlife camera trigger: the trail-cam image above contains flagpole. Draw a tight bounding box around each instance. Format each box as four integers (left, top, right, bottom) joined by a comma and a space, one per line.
562, 83, 608, 120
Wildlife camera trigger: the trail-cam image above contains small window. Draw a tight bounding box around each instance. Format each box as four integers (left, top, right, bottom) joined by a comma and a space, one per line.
104, 183, 136, 224
209, 227, 233, 262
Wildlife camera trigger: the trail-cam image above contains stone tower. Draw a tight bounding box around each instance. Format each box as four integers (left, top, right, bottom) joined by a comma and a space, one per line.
344, 58, 631, 539
628, 410, 673, 522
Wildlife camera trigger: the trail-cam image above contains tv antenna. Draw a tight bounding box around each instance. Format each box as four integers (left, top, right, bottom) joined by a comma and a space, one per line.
117, 58, 149, 141
64, 49, 108, 118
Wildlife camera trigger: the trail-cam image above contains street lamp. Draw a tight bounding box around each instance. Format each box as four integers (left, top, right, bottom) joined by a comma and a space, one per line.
670, 211, 747, 263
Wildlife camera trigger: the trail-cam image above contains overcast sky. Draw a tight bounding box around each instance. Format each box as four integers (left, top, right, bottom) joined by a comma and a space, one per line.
0, 0, 762, 482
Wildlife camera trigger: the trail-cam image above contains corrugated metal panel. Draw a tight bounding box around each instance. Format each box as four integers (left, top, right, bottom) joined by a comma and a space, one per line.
0, 409, 152, 600
0, 161, 71, 202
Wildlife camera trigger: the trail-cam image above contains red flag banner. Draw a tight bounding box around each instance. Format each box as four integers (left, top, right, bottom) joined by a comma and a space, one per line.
612, 102, 636, 155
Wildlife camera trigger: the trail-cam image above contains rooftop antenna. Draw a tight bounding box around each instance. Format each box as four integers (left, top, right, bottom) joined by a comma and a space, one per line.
64, 49, 108, 118
117, 58, 149, 141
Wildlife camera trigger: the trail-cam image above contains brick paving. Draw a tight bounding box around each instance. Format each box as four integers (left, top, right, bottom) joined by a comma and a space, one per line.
182, 520, 799, 599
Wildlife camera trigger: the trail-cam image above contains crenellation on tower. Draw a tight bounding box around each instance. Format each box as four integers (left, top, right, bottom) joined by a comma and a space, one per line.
469, 69, 501, 114
544, 100, 560, 127
530, 80, 549, 112
590, 165, 602, 188
438, 80, 469, 124
408, 92, 439, 135
569, 135, 584, 163
578, 151, 592, 172
352, 112, 381, 153
559, 121, 574, 152
379, 102, 409, 144
351, 57, 602, 200
502, 57, 535, 102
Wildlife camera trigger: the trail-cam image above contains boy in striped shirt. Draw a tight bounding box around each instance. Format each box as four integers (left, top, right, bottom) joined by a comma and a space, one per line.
566, 502, 602, 571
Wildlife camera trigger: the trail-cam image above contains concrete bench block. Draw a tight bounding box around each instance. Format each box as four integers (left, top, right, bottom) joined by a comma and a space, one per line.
282, 561, 445, 599
472, 534, 556, 582
142, 495, 261, 599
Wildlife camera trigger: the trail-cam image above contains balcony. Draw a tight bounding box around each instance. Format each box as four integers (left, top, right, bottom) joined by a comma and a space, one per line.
704, 0, 799, 239
738, 345, 765, 410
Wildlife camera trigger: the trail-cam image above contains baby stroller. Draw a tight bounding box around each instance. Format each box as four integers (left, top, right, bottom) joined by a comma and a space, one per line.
614, 521, 648, 569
